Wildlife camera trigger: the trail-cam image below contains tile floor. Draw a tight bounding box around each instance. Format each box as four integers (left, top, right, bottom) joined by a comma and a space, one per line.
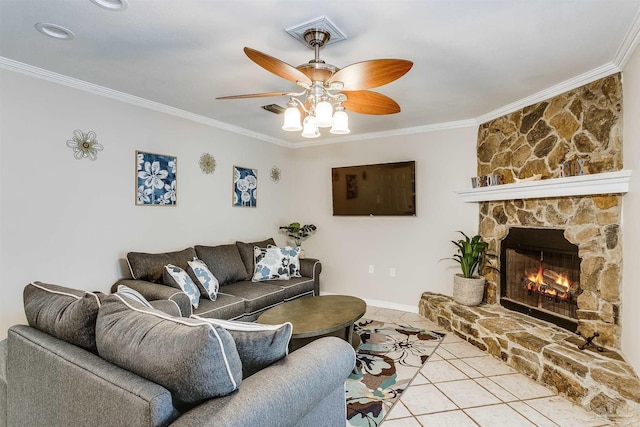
364, 306, 614, 427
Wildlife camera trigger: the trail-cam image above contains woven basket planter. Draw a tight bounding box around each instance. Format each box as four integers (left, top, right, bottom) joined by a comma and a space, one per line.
453, 274, 486, 306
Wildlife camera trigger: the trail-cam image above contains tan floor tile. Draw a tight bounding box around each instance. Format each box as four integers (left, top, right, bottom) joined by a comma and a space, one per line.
523, 396, 614, 427
400, 384, 458, 415
487, 374, 555, 400
465, 403, 537, 426
449, 359, 483, 378
508, 401, 559, 427
421, 360, 468, 383
462, 355, 517, 376
435, 379, 502, 408
378, 417, 422, 427
439, 341, 487, 358
386, 401, 412, 420
416, 410, 480, 427
474, 377, 518, 403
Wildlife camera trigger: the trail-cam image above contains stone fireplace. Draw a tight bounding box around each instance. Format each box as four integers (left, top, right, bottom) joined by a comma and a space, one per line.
420, 73, 640, 422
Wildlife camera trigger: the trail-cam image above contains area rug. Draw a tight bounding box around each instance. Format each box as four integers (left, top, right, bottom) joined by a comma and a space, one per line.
346, 319, 445, 427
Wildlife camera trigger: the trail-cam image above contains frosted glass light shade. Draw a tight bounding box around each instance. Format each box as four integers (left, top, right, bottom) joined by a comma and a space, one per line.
301, 116, 320, 138
282, 107, 302, 131
315, 101, 333, 127
330, 110, 350, 134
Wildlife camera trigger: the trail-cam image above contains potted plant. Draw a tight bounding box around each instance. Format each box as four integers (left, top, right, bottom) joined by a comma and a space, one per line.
447, 231, 494, 306
279, 222, 317, 258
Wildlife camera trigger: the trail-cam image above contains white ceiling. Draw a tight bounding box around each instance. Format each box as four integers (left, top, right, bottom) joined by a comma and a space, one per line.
1, 0, 640, 146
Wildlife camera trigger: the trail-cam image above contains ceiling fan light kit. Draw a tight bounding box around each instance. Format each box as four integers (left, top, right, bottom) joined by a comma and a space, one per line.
218, 20, 413, 140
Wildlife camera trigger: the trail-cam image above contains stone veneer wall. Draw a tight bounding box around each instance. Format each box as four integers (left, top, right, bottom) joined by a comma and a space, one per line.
476, 73, 623, 349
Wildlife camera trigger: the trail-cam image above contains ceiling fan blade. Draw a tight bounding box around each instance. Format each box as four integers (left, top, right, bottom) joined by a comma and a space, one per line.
216, 92, 289, 100
244, 47, 311, 85
329, 59, 413, 90
342, 90, 401, 115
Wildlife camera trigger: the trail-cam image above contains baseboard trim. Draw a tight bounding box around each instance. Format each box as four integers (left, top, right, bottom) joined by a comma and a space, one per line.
319, 291, 418, 314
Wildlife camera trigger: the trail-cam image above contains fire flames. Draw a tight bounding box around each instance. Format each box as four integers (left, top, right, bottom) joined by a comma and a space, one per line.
523, 263, 575, 301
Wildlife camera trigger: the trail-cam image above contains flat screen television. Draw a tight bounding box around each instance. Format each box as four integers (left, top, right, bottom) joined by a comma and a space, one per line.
331, 161, 416, 216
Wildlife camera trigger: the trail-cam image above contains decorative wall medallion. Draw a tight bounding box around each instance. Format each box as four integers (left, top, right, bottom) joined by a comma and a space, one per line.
66, 129, 103, 161
270, 166, 281, 183
233, 166, 257, 207
199, 153, 216, 174
136, 150, 177, 206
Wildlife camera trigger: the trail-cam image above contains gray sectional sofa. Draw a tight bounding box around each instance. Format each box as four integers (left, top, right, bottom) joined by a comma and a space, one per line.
0, 281, 355, 427
113, 239, 322, 320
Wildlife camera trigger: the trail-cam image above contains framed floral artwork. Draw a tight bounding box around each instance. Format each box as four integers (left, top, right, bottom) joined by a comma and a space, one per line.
136, 150, 177, 206
233, 166, 257, 207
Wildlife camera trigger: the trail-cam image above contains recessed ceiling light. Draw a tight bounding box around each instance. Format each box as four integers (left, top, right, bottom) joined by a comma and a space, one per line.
34, 23, 75, 40
90, 0, 128, 11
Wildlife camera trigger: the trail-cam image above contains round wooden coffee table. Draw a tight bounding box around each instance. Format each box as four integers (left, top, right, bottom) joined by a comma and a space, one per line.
257, 295, 366, 350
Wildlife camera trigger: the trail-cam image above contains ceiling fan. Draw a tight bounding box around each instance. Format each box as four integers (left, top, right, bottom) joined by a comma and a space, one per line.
217, 28, 413, 138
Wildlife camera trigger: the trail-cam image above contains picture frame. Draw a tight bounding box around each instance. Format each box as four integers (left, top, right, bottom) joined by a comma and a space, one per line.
233, 165, 257, 207
136, 150, 177, 206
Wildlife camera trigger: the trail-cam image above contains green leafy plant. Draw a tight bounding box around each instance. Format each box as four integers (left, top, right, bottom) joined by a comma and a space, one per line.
448, 231, 494, 278
279, 222, 317, 247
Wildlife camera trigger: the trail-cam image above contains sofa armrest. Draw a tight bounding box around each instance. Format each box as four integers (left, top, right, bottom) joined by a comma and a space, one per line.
7, 325, 178, 427
300, 258, 322, 296
170, 337, 355, 427
112, 279, 192, 317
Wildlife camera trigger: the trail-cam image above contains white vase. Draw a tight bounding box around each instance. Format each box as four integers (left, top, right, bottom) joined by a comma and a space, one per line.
452, 274, 486, 306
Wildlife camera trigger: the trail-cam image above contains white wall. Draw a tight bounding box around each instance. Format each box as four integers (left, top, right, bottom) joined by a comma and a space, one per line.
292, 128, 479, 312
622, 44, 640, 374
0, 69, 295, 338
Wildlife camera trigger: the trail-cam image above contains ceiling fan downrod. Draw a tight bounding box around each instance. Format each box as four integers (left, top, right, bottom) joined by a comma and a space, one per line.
303, 28, 331, 64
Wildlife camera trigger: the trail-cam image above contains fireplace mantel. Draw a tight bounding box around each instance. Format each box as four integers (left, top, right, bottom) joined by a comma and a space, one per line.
457, 170, 631, 203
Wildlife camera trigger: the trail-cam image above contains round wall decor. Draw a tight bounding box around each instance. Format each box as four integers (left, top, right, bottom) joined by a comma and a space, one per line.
199, 153, 216, 174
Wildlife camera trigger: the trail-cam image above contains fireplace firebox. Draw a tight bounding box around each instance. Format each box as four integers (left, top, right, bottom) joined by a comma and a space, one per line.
500, 228, 580, 331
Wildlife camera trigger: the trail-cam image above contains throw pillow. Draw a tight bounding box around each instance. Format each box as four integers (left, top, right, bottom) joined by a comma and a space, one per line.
116, 284, 153, 308
23, 281, 102, 352
126, 247, 197, 284
96, 294, 242, 410
163, 264, 201, 309
252, 246, 290, 281
269, 245, 302, 278
236, 238, 276, 280
194, 244, 248, 285
187, 257, 219, 301
192, 315, 292, 378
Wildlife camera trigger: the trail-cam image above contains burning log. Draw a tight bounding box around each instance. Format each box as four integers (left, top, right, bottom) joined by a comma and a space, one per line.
522, 265, 578, 300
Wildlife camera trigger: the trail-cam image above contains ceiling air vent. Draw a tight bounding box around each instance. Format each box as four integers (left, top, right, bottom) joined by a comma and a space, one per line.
261, 104, 286, 114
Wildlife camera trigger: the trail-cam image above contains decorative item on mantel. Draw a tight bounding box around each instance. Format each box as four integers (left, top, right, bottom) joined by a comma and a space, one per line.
559, 157, 589, 178
199, 153, 216, 174
66, 129, 103, 161
279, 222, 317, 259
443, 231, 496, 306
471, 173, 503, 188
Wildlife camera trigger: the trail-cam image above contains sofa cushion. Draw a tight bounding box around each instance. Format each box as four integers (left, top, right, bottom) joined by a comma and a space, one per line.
236, 238, 276, 280
163, 264, 201, 308
187, 258, 219, 300
96, 294, 243, 409
194, 244, 248, 285
192, 316, 292, 378
221, 281, 285, 315
192, 292, 246, 320
23, 281, 102, 352
252, 246, 290, 281
268, 277, 315, 301
127, 247, 197, 284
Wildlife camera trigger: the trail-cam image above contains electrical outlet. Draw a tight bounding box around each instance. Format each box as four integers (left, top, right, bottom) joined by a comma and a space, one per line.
389, 267, 396, 277
368, 265, 375, 274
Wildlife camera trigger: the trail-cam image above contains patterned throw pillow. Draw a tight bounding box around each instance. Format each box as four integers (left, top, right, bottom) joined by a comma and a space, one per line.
117, 284, 153, 308
187, 258, 219, 301
269, 245, 302, 278
192, 315, 292, 378
163, 264, 201, 308
252, 246, 290, 281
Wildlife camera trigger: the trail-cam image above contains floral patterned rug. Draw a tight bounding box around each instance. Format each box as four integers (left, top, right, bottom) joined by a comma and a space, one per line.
346, 319, 445, 427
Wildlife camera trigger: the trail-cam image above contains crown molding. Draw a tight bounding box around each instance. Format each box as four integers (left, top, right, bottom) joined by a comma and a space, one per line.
291, 119, 479, 148
0, 56, 291, 147
613, 7, 640, 69
475, 62, 621, 126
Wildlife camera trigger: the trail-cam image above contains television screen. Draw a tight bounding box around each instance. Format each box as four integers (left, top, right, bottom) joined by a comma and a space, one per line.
331, 161, 416, 216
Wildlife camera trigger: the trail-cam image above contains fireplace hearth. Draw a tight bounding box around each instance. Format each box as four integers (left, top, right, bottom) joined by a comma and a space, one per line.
500, 227, 580, 331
